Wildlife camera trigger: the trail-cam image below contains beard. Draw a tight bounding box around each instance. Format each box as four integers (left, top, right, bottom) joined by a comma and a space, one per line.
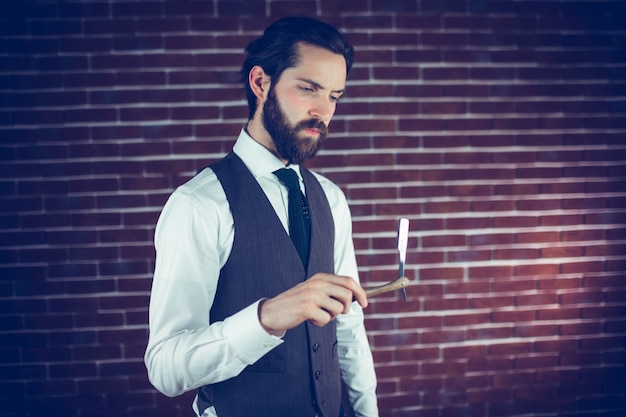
262, 89, 329, 165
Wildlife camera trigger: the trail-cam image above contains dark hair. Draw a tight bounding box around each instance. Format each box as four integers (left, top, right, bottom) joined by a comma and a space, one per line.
241, 15, 354, 119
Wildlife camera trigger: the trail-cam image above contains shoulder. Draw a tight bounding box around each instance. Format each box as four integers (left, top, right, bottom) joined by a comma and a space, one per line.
167, 167, 228, 213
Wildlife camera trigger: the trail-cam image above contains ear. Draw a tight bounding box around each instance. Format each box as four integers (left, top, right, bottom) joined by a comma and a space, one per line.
249, 65, 271, 101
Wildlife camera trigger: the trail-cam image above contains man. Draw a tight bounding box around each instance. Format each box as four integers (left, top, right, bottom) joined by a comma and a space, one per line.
144, 16, 379, 417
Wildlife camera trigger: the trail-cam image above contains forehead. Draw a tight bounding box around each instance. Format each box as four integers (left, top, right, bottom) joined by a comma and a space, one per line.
281, 43, 347, 89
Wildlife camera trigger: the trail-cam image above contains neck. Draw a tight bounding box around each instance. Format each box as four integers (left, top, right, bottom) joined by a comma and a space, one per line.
245, 120, 288, 165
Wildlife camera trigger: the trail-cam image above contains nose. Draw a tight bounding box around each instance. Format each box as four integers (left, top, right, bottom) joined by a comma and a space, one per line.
309, 96, 335, 123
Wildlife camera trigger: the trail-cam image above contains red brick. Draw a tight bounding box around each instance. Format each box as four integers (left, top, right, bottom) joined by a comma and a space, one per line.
536, 307, 580, 321
423, 65, 469, 80
1, 363, 48, 381
586, 211, 626, 225
538, 277, 582, 290
422, 135, 468, 148
469, 233, 514, 246
471, 100, 516, 114
469, 388, 514, 408
495, 248, 539, 260
99, 295, 149, 310
422, 329, 465, 344
472, 295, 515, 309
515, 324, 558, 338
514, 383, 558, 400
584, 240, 626, 256
373, 66, 421, 80
422, 168, 468, 181
376, 364, 419, 379
492, 371, 535, 387
605, 290, 626, 303
560, 322, 603, 336
534, 398, 579, 414
562, 229, 606, 242
492, 309, 534, 323
422, 234, 466, 248
427, 201, 473, 214
419, 267, 464, 281
489, 341, 533, 356
449, 117, 494, 131
424, 297, 469, 312
446, 217, 491, 230
99, 360, 146, 377
583, 273, 624, 289
516, 293, 558, 307
580, 336, 624, 351
493, 216, 538, 228
472, 200, 515, 212
582, 305, 624, 320
494, 183, 540, 195
560, 260, 604, 274
469, 265, 513, 279
515, 263, 559, 277
533, 339, 578, 354
467, 326, 514, 340
421, 101, 467, 115
539, 214, 583, 226
514, 354, 558, 370
560, 289, 604, 305
119, 107, 168, 121
444, 345, 487, 360
516, 198, 561, 211
421, 361, 466, 377
469, 357, 513, 373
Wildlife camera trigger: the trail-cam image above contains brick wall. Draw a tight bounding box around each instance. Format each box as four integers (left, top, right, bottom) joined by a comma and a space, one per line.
1, 1, 625, 416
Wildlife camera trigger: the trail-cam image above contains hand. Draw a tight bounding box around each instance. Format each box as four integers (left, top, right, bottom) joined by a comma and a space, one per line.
259, 273, 367, 335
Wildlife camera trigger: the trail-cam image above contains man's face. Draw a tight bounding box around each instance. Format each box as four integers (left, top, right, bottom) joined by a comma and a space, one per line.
261, 43, 347, 165
262, 88, 328, 165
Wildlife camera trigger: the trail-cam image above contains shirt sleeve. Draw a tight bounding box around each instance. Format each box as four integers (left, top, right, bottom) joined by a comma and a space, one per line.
144, 186, 283, 397
325, 179, 380, 416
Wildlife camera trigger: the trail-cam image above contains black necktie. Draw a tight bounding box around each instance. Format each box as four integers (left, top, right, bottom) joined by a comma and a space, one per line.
273, 168, 311, 267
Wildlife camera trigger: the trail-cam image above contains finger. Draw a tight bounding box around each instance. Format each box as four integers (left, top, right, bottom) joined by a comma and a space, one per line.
319, 293, 350, 318
331, 275, 367, 310
306, 307, 333, 327
310, 274, 366, 311
350, 283, 368, 309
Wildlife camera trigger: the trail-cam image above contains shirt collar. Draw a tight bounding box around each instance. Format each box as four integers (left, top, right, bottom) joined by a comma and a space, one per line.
232, 128, 302, 179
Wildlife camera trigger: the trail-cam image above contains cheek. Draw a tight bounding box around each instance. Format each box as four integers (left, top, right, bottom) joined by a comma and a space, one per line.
278, 93, 304, 121
328, 104, 337, 120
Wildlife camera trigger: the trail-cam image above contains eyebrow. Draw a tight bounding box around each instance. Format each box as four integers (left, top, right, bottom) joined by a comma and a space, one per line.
299, 78, 345, 95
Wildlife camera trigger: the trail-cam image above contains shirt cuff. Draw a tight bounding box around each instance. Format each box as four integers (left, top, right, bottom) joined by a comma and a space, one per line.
223, 299, 284, 364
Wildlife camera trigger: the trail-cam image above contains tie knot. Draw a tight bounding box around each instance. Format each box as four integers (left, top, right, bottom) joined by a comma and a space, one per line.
273, 168, 300, 191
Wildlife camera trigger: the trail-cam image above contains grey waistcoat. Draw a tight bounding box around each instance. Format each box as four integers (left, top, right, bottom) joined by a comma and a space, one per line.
197, 153, 341, 417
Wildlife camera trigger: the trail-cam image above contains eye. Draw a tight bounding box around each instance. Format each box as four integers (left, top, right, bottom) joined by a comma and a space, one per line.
330, 95, 341, 103
299, 86, 315, 94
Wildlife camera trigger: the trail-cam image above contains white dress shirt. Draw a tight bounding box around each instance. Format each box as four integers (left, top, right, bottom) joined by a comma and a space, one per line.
144, 129, 378, 417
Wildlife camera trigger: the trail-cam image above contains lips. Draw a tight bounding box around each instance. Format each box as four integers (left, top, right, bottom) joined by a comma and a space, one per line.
303, 127, 320, 136
299, 119, 327, 139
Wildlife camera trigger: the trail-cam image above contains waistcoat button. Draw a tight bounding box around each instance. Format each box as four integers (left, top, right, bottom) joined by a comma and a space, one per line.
315, 371, 321, 380
312, 343, 320, 352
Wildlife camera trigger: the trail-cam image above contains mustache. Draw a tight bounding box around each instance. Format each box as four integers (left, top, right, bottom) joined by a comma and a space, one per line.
297, 119, 328, 133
